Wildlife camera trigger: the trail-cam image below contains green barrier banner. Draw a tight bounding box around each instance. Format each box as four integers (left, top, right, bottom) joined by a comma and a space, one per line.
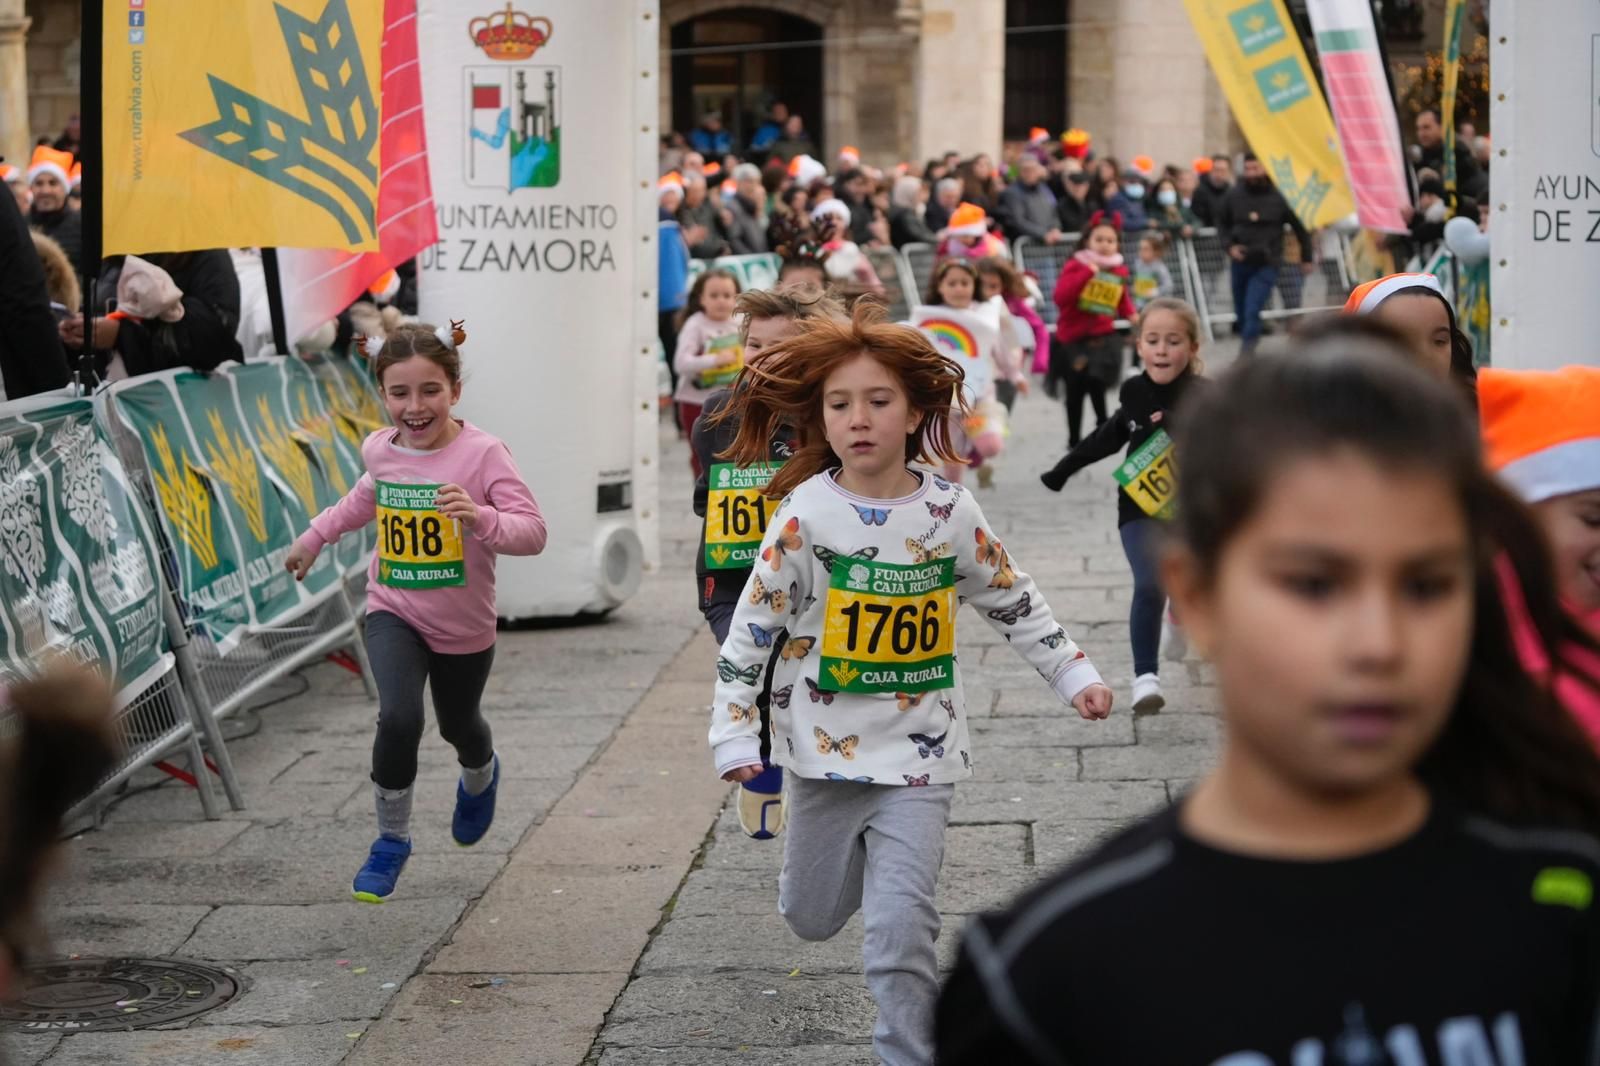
687, 252, 783, 292
279, 357, 373, 567
291, 353, 380, 557
0, 399, 166, 695
173, 371, 305, 627
224, 362, 355, 587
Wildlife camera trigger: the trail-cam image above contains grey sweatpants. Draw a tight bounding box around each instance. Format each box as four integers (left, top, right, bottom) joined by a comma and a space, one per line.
779, 776, 953, 1066
365, 610, 495, 791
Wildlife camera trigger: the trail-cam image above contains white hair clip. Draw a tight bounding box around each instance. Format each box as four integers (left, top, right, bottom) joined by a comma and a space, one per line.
436, 319, 466, 350
434, 325, 455, 350
360, 334, 384, 359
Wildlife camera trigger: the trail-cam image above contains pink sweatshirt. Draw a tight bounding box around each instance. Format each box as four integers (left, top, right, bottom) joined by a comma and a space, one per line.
673, 310, 744, 406
298, 421, 547, 654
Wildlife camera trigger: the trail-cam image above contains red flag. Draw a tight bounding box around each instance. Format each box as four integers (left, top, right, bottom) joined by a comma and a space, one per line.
277, 0, 436, 350
472, 84, 501, 110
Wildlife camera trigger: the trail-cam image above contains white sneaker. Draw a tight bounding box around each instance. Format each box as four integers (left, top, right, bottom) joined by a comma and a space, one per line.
1160, 610, 1187, 662
1131, 673, 1165, 713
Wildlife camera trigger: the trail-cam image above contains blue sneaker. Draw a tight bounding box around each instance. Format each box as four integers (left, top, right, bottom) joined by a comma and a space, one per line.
737, 763, 785, 840
453, 755, 499, 847
352, 836, 411, 903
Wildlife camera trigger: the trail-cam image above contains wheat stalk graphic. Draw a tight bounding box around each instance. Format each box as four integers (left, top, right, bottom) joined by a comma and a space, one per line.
205, 410, 269, 544
295, 390, 349, 494
150, 424, 219, 570
256, 396, 318, 515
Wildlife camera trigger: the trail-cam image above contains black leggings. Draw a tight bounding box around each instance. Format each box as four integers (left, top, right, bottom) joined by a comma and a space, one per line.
366, 611, 495, 791
1064, 369, 1108, 446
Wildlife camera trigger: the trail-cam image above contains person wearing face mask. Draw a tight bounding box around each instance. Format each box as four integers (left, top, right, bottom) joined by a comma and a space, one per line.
1104, 169, 1149, 232
1217, 153, 1314, 357
1150, 176, 1199, 238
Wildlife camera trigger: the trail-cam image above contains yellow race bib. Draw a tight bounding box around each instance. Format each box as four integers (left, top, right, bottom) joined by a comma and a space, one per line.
704, 462, 782, 570
1078, 271, 1125, 317
1113, 430, 1178, 520
819, 557, 955, 694
375, 481, 466, 588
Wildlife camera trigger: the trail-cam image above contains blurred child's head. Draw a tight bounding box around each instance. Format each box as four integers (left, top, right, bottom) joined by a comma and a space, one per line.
686, 267, 741, 323
1479, 366, 1600, 614
1166, 332, 1600, 828
975, 256, 1027, 303
1137, 233, 1164, 263
929, 258, 978, 308
1077, 217, 1121, 257
736, 284, 845, 358
1344, 273, 1476, 395
1134, 298, 1202, 384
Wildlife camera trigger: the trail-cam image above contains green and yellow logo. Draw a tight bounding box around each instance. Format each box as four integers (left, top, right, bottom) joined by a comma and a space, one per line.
1228, 1, 1286, 56
1253, 56, 1312, 113
708, 545, 731, 566
827, 661, 861, 689
180, 0, 378, 245
150, 424, 219, 571
205, 410, 269, 544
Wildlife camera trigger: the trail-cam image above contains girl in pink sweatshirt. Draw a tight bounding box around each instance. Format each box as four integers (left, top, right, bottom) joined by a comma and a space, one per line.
285, 323, 547, 903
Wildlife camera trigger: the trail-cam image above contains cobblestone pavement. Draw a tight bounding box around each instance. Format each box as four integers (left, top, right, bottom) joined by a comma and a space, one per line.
5, 341, 1238, 1066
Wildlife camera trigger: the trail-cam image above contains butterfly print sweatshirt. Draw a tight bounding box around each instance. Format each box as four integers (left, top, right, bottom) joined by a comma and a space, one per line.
709, 470, 1104, 786
298, 422, 547, 654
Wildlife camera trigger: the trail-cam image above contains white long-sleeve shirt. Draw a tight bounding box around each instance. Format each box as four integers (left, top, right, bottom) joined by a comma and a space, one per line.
709, 469, 1104, 786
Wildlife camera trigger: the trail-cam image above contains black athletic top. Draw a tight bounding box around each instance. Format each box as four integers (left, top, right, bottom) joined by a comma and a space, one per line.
937, 800, 1600, 1065
690, 387, 793, 611
1042, 370, 1208, 527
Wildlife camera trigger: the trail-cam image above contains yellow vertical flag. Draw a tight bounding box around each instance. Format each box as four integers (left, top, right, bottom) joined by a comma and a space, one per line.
1180, 0, 1355, 230
102, 0, 384, 255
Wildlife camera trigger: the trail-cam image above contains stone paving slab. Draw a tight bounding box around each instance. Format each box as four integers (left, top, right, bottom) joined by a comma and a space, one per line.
37, 1023, 360, 1066
199, 957, 418, 1027
601, 974, 876, 1050
602, 1048, 873, 1066
0, 1035, 59, 1066
180, 899, 466, 963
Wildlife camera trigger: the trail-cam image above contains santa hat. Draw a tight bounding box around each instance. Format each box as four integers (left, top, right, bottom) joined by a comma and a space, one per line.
657, 171, 684, 200
1343, 272, 1443, 315
69, 161, 82, 190
1028, 127, 1050, 145
787, 154, 826, 186
946, 202, 989, 238
1130, 155, 1156, 177
702, 160, 722, 178
719, 178, 737, 199
1478, 365, 1600, 503
367, 269, 401, 303
809, 199, 852, 225
837, 145, 860, 166
28, 144, 72, 186
0, 164, 17, 183
1192, 157, 1214, 175
1060, 128, 1091, 160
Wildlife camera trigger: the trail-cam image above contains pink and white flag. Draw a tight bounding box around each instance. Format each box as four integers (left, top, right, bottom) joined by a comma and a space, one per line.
279, 0, 437, 346
1304, 0, 1411, 234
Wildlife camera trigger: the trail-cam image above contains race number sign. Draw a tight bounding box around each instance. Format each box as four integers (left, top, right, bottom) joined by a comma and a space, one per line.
376, 481, 466, 589
1078, 271, 1126, 317
820, 557, 955, 694
704, 462, 782, 569
1113, 429, 1177, 520
695, 333, 746, 390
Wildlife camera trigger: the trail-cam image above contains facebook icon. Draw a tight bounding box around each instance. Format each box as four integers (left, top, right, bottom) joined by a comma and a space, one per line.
129, 10, 144, 25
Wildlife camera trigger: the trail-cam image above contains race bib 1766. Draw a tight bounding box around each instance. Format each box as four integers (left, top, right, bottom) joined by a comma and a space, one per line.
1113, 429, 1177, 520
375, 480, 466, 589
819, 556, 956, 694
704, 462, 782, 570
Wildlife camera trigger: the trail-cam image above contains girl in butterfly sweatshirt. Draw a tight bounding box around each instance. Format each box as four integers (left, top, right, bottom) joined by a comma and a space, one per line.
707, 301, 1113, 1066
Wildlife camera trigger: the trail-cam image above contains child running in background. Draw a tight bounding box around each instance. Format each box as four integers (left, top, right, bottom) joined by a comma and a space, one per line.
673, 267, 744, 473
939, 335, 1600, 1063
1052, 212, 1135, 447
285, 323, 548, 903
1041, 298, 1209, 713
691, 284, 844, 839
1479, 364, 1600, 744
710, 301, 1112, 1066
919, 259, 1029, 489
1130, 232, 1174, 313
975, 255, 1048, 403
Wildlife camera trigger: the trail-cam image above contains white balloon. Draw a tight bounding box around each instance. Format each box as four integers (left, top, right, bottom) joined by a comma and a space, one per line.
1444, 215, 1490, 263
1333, 213, 1362, 236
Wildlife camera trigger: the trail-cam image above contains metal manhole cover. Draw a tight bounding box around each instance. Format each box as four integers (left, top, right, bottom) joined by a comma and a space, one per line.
0, 957, 242, 1032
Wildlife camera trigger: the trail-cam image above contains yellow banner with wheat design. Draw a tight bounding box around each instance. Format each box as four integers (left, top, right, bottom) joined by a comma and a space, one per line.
101, 0, 385, 255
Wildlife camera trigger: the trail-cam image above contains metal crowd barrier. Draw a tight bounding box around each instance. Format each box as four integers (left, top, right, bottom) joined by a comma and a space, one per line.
1182, 227, 1355, 339
866, 246, 916, 321
0, 390, 233, 822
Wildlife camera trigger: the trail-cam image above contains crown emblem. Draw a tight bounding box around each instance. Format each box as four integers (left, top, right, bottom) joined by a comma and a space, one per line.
827, 661, 861, 688
469, 4, 552, 61
709, 546, 731, 565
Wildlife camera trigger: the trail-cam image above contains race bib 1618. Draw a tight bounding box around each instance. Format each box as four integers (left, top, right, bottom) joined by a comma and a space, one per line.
375, 480, 466, 589
704, 462, 782, 570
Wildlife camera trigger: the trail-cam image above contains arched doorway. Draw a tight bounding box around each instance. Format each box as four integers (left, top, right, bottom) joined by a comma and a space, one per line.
669, 8, 823, 157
